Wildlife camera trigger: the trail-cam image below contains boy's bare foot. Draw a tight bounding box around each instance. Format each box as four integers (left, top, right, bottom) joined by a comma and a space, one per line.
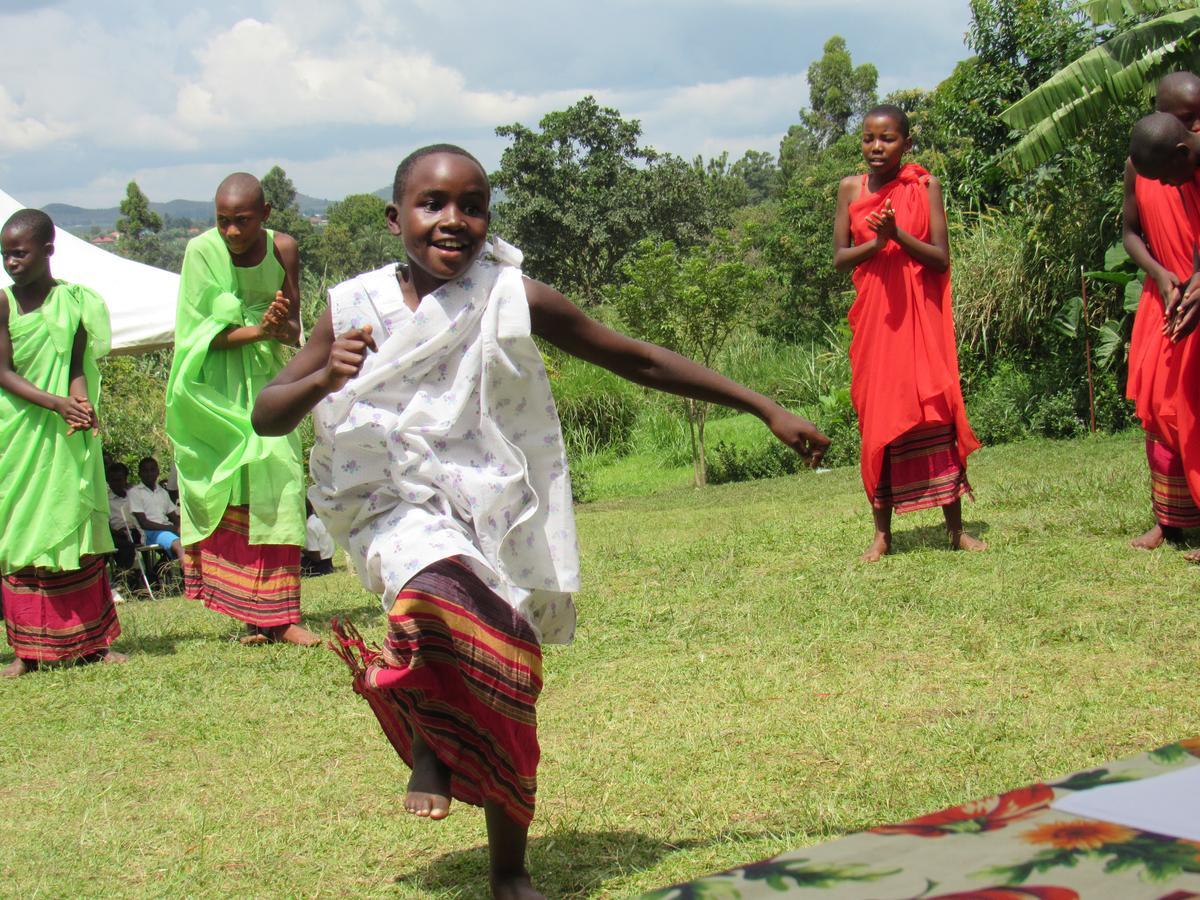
1131, 523, 1166, 549
1184, 548, 1200, 563
269, 624, 321, 647
1, 658, 34, 677
239, 631, 269, 645
490, 871, 544, 900
100, 649, 129, 665
860, 531, 891, 562
950, 530, 987, 552
406, 737, 452, 819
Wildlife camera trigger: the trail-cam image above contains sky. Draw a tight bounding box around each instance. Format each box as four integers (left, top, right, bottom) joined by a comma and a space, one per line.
0, 0, 973, 208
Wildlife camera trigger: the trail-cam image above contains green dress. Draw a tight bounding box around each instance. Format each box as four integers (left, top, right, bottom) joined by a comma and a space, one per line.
0, 283, 113, 572
165, 228, 305, 547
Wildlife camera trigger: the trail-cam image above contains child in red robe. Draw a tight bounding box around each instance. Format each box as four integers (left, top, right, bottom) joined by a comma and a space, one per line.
832, 105, 985, 561
1125, 72, 1200, 556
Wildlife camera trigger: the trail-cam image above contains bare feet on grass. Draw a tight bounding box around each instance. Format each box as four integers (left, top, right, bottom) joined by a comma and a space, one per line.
1184, 548, 1200, 564
271, 624, 321, 647
100, 649, 128, 665
1, 658, 35, 677
949, 530, 988, 552
406, 736, 452, 820
860, 531, 891, 562
1131, 523, 1167, 550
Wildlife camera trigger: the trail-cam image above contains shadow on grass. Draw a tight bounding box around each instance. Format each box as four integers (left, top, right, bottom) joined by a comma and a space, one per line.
397, 828, 784, 898
889, 519, 990, 555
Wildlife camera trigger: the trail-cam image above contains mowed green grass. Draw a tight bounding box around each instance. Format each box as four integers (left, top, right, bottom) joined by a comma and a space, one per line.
3, 432, 1199, 898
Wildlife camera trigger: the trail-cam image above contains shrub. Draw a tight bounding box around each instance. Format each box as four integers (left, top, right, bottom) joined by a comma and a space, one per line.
547, 353, 641, 458
1028, 390, 1084, 439
708, 439, 805, 485
965, 361, 1033, 444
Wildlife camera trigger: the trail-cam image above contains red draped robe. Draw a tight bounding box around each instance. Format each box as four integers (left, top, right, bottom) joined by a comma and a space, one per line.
847, 164, 980, 505
1126, 173, 1200, 512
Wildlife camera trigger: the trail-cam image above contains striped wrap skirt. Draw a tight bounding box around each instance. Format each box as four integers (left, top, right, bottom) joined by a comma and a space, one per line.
1, 555, 120, 661
183, 505, 301, 627
873, 423, 971, 514
332, 557, 542, 827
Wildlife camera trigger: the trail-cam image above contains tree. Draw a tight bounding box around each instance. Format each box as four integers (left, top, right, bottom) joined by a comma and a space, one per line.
115, 181, 163, 266
311, 193, 392, 281
1002, 0, 1200, 170
803, 36, 878, 149
779, 36, 877, 181
612, 233, 767, 485
260, 165, 316, 260
730, 150, 781, 205
921, 0, 1091, 205
492, 96, 731, 305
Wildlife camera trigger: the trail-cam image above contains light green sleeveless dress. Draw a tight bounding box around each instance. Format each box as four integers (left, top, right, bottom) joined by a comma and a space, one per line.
165, 228, 305, 547
0, 283, 113, 572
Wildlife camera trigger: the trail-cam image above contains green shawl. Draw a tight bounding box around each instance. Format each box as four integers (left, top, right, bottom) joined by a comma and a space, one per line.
0, 283, 113, 572
165, 228, 304, 546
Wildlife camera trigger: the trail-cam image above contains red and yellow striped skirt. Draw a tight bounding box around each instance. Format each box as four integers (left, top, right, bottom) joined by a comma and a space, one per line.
1145, 432, 1200, 528
331, 557, 542, 827
1, 555, 120, 662
183, 505, 301, 628
874, 423, 971, 514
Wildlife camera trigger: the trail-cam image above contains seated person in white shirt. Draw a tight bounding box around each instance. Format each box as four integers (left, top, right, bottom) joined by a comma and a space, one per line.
129, 456, 183, 561
106, 462, 140, 570
302, 499, 334, 576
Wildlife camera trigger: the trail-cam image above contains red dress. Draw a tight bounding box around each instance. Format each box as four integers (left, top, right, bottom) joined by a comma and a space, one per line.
1125, 173, 1200, 526
847, 164, 980, 511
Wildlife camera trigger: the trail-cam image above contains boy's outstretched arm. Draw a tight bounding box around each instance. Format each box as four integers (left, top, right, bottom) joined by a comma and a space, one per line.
525, 279, 830, 465
251, 307, 376, 436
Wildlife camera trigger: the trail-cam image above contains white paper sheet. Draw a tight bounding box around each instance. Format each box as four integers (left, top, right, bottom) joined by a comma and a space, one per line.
1051, 763, 1200, 841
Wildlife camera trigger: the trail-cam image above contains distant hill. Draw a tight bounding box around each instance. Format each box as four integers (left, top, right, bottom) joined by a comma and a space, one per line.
41, 184, 501, 231
44, 199, 215, 230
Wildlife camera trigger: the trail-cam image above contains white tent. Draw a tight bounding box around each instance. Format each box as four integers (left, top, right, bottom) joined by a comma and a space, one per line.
1, 188, 177, 354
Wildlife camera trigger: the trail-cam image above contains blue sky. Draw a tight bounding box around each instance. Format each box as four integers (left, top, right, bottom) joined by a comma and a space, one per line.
0, 0, 973, 207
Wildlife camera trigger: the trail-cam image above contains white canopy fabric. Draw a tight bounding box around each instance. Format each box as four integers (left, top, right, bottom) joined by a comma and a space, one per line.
1, 188, 178, 355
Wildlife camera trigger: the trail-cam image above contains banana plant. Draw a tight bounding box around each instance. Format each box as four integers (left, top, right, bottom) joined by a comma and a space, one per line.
1001, 1, 1200, 172
1052, 240, 1143, 371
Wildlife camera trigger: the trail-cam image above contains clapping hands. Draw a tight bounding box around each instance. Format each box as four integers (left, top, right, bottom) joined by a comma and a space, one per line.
867, 199, 898, 243
260, 291, 293, 342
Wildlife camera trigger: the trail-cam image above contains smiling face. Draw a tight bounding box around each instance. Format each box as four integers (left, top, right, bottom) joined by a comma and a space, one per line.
861, 113, 911, 180
1, 225, 53, 287
386, 152, 490, 295
215, 189, 271, 258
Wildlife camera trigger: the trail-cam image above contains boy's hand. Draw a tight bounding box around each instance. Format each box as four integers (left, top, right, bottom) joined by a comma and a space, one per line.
1156, 269, 1182, 318
320, 325, 377, 393
767, 409, 831, 469
1169, 273, 1200, 342
260, 292, 293, 342
867, 200, 897, 243
59, 395, 98, 435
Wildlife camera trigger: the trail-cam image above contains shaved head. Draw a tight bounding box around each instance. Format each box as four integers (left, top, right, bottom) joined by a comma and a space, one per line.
215, 172, 266, 208
1130, 111, 1194, 181
2, 208, 55, 244
1156, 71, 1200, 113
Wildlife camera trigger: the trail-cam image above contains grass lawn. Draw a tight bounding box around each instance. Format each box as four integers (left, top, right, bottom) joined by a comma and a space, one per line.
3, 431, 1199, 897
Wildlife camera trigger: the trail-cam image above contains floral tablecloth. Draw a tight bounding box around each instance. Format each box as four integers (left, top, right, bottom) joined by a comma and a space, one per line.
646, 738, 1200, 899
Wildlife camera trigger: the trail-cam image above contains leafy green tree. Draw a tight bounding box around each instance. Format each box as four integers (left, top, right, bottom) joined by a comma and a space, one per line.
492, 96, 731, 305
730, 150, 781, 205
612, 234, 767, 485
804, 36, 878, 149
311, 193, 392, 281
260, 165, 316, 260
759, 133, 862, 343
922, 0, 1090, 205
1002, 0, 1200, 170
115, 181, 163, 266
